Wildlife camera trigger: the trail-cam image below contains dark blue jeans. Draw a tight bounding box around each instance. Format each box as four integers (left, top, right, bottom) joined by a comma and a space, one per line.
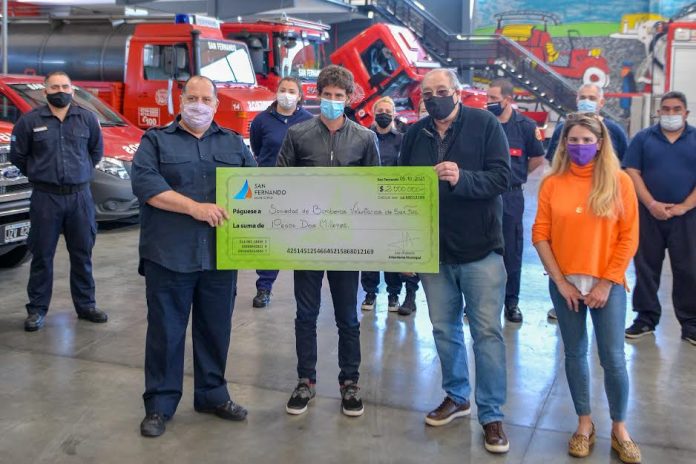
26, 189, 96, 316
360, 271, 403, 294
294, 270, 360, 384
142, 260, 238, 419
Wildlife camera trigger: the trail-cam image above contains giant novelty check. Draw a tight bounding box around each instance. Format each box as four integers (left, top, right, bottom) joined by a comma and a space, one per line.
216, 167, 439, 272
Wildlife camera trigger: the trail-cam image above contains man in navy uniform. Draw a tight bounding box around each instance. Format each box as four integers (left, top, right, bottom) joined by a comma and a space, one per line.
131, 75, 256, 437
486, 79, 545, 323
10, 71, 106, 332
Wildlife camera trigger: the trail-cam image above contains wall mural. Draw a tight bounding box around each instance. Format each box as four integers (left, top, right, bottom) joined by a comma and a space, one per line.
474, 1, 696, 118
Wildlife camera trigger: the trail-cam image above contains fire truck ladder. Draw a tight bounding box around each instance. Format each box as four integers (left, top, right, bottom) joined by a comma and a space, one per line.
361, 0, 615, 118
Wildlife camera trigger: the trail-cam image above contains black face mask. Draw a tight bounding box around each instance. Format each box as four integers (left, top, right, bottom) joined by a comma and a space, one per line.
46, 92, 72, 108
486, 102, 504, 117
374, 113, 393, 129
424, 94, 456, 121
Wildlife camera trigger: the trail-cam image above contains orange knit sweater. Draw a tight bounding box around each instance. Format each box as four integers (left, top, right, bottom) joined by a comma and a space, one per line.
532, 163, 639, 286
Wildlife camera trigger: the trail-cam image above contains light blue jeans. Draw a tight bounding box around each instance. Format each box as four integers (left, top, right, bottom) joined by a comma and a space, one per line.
420, 252, 507, 425
549, 280, 629, 421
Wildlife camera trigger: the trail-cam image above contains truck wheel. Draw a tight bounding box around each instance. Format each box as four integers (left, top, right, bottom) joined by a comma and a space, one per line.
0, 245, 31, 268
583, 67, 610, 88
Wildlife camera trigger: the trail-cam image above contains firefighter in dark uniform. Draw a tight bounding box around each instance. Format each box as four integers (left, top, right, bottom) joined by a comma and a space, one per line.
9, 71, 106, 332
486, 79, 545, 323
131, 76, 256, 438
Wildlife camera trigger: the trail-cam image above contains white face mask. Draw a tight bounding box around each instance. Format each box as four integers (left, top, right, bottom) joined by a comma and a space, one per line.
277, 92, 299, 110
660, 114, 684, 132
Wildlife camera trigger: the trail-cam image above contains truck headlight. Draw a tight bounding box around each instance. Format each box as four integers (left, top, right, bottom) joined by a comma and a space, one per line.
96, 157, 129, 180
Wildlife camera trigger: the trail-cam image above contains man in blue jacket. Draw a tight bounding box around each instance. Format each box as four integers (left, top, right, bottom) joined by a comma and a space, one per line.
400, 69, 511, 453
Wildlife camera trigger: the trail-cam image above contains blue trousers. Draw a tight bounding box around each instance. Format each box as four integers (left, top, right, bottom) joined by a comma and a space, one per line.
550, 280, 629, 421
502, 189, 524, 307
26, 189, 96, 316
294, 270, 360, 384
142, 260, 238, 419
255, 269, 279, 291
419, 253, 507, 425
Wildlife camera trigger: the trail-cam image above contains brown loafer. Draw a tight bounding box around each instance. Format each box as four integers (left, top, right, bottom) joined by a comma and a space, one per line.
424, 396, 471, 426
611, 433, 641, 463
483, 421, 510, 453
568, 423, 596, 457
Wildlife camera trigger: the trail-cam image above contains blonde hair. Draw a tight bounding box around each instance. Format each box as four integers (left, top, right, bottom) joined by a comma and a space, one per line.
372, 96, 395, 113
547, 113, 623, 218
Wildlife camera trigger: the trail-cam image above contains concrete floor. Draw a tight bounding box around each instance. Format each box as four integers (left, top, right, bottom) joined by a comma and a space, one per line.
1, 170, 694, 464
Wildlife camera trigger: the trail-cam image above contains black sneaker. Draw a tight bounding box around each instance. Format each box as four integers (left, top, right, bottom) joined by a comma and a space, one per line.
682, 329, 696, 346
361, 292, 376, 311
398, 290, 417, 316
252, 289, 271, 308
625, 322, 655, 339
340, 381, 364, 417
76, 307, 108, 323
286, 380, 315, 415
387, 293, 400, 312
504, 305, 523, 323
24, 313, 45, 332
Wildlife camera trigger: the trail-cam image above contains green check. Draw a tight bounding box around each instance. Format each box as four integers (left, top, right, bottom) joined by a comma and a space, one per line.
216, 167, 439, 272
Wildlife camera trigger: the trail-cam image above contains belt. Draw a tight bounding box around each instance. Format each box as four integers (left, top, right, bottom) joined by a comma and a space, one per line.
509, 184, 523, 191
32, 181, 89, 195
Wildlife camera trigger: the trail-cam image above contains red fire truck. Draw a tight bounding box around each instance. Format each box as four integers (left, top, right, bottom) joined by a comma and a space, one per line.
222, 17, 330, 112
331, 23, 486, 127
5, 14, 275, 142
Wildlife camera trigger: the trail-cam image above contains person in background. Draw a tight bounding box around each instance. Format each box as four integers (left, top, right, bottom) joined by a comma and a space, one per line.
486, 78, 545, 324
546, 82, 629, 320
623, 91, 696, 344
277, 65, 380, 418
360, 96, 420, 316
533, 113, 640, 463
400, 68, 511, 454
249, 76, 313, 308
132, 76, 256, 437
9, 71, 106, 332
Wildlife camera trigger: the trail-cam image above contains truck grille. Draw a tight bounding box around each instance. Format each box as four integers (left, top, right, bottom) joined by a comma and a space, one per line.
0, 145, 32, 197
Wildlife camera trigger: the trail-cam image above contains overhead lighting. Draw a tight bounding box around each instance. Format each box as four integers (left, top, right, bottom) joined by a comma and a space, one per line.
367, 11, 374, 19
413, 1, 426, 11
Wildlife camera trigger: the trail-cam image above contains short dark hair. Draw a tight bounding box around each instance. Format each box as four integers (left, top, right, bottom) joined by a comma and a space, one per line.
44, 71, 71, 85
317, 65, 354, 96
661, 91, 687, 108
278, 76, 304, 105
490, 78, 514, 98
182, 75, 217, 97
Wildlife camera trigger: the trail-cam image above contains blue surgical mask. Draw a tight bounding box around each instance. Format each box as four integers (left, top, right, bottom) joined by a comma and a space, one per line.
320, 98, 345, 120
577, 98, 598, 113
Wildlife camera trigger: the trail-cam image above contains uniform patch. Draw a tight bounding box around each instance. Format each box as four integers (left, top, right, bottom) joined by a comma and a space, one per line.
535, 127, 543, 141
510, 148, 523, 157
32, 126, 48, 133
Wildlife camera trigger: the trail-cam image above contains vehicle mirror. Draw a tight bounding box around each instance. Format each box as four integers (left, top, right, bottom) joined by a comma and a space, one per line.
162, 47, 176, 76
176, 48, 187, 70
247, 37, 263, 50
143, 45, 158, 67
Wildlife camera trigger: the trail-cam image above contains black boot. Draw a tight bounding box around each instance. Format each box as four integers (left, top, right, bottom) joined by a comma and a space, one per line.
253, 289, 271, 308
398, 290, 417, 316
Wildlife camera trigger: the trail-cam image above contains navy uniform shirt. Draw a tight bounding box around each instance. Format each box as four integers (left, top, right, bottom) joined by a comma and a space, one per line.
623, 123, 696, 204
501, 110, 545, 186
9, 104, 103, 185
372, 127, 402, 166
131, 117, 257, 273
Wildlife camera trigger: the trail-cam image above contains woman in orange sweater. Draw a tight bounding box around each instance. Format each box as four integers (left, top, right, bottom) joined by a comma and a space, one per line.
532, 113, 640, 463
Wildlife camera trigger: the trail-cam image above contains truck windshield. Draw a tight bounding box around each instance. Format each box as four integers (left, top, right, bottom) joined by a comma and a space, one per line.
9, 83, 128, 127
199, 40, 257, 85
274, 35, 326, 79
380, 72, 417, 110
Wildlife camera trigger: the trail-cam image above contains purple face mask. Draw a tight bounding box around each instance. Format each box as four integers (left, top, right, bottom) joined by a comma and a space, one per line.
181, 101, 215, 130
567, 143, 598, 166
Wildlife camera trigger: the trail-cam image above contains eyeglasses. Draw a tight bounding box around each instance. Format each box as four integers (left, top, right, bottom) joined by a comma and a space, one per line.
421, 88, 455, 101
566, 112, 600, 121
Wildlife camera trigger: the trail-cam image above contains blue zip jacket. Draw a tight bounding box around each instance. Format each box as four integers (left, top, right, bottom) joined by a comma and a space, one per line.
249, 104, 313, 167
